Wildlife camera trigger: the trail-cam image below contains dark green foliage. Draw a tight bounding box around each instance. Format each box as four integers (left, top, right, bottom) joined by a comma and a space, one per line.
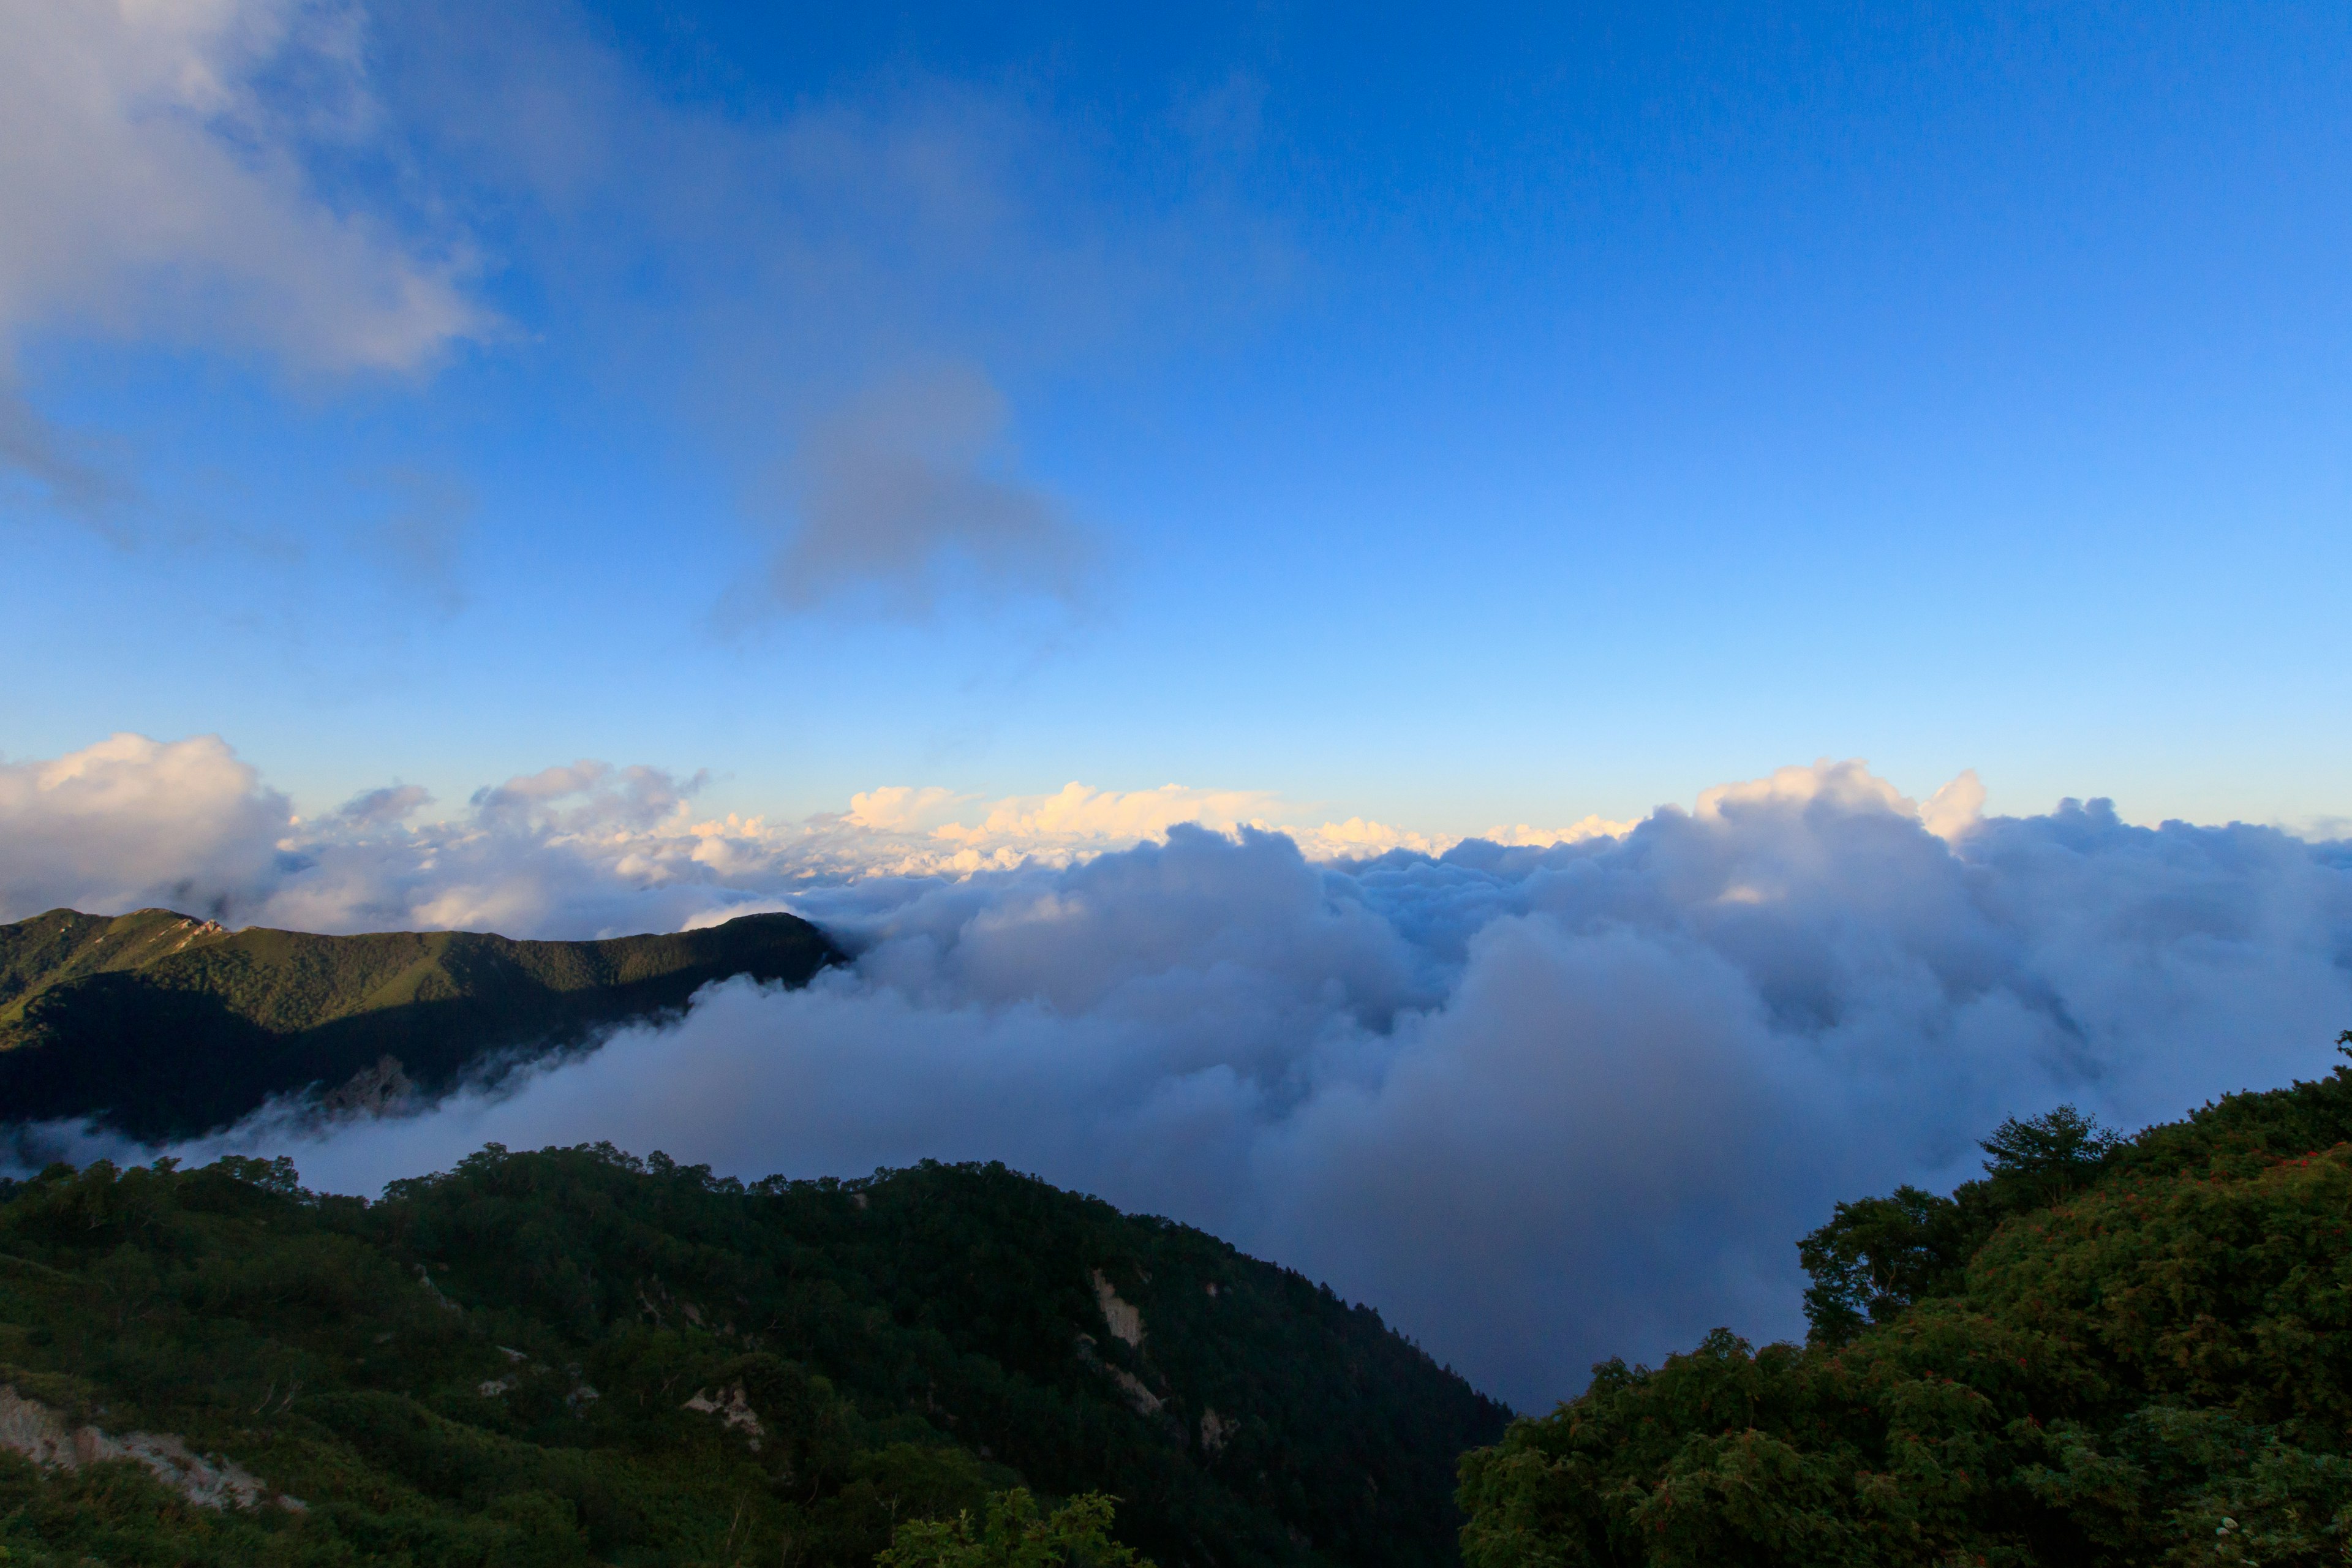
1797, 1105, 2124, 1344
881, 1488, 1148, 1568
1975, 1104, 2122, 1204
0, 1144, 1503, 1566
1793, 1183, 1972, 1345
0, 907, 840, 1139
1458, 1046, 2352, 1567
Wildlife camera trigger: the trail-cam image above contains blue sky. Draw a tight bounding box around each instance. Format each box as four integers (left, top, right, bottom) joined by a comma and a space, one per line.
4, 0, 2348, 835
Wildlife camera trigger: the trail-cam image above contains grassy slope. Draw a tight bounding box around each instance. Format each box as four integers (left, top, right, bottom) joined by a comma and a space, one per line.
0, 908, 841, 1141
0, 1147, 1507, 1567
1457, 1051, 2352, 1568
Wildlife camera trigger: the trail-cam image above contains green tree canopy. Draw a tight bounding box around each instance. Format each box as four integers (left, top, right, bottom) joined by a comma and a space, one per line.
1460, 1041, 2352, 1567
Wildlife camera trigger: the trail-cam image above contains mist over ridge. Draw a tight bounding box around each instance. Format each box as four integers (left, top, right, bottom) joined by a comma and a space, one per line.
9, 735, 2345, 1409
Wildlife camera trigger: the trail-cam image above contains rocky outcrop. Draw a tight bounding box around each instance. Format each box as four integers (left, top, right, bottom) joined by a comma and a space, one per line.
0, 1385, 300, 1511
319, 1054, 415, 1117
684, 1382, 764, 1450
1091, 1268, 1144, 1348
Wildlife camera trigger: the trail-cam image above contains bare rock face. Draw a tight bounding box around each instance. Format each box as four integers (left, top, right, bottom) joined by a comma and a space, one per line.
1091, 1268, 1144, 1348
0, 1386, 71, 1469
1080, 1269, 1170, 1417
1106, 1363, 1164, 1416
683, 1382, 765, 1450
0, 1385, 301, 1511
319, 1054, 417, 1117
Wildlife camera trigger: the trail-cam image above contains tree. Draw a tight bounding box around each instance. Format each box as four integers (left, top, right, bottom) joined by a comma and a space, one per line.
1977, 1104, 2119, 1207
880, 1490, 1151, 1568
1795, 1184, 1966, 1344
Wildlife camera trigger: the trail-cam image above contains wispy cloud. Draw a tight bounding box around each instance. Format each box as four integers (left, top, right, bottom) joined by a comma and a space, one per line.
357, 469, 475, 616
1, 2, 1276, 628
0, 0, 486, 373
758, 364, 1092, 616
337, 783, 431, 826
0, 380, 140, 538
0, 0, 491, 537
380, 6, 1268, 622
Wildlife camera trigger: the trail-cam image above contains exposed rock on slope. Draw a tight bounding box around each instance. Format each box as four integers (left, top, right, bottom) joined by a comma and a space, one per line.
0, 1384, 301, 1511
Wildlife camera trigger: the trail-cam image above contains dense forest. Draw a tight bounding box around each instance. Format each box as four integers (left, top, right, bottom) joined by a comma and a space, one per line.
0, 908, 839, 1140
1457, 1033, 2352, 1567
0, 1143, 1505, 1567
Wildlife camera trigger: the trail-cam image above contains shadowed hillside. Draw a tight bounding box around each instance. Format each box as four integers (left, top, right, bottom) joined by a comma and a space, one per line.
0, 908, 840, 1141
0, 1147, 1508, 1566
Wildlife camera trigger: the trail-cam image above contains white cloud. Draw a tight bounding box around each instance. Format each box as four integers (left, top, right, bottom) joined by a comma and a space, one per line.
0, 0, 490, 530
0, 0, 484, 373
1, 1, 1273, 628
932, 781, 1284, 850
337, 782, 431, 825
1920, 768, 1988, 841
842, 785, 963, 832
0, 733, 291, 919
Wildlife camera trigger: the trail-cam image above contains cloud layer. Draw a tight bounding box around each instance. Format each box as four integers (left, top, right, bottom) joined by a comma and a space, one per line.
8, 736, 2345, 1409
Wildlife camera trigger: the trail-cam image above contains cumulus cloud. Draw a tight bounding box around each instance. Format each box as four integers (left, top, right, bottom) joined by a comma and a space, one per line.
0, 729, 1596, 937
0, 734, 292, 919
0, 733, 1503, 935
468, 761, 708, 837
11, 735, 2347, 1408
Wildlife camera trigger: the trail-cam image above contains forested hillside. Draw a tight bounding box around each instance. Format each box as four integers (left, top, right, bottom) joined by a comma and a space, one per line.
0, 1145, 1506, 1566
0, 908, 840, 1140
1458, 1034, 2352, 1567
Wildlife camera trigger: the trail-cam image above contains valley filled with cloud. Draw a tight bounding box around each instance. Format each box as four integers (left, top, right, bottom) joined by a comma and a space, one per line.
7, 732, 2345, 1409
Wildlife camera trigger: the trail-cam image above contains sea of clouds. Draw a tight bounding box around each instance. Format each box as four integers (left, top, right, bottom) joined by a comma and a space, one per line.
5, 733, 2350, 1409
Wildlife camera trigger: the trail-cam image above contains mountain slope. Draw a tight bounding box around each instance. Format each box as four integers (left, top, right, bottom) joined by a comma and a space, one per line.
1457, 1041, 2352, 1568
0, 908, 840, 1141
0, 1147, 1508, 1567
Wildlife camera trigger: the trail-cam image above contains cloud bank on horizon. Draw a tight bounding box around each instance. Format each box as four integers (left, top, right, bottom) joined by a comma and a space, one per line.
0, 733, 1630, 936
6, 731, 2350, 1411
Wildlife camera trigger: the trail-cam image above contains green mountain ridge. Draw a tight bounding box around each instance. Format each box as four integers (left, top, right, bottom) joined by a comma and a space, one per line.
0, 1144, 1508, 1567
0, 907, 842, 1142
1457, 1035, 2352, 1567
